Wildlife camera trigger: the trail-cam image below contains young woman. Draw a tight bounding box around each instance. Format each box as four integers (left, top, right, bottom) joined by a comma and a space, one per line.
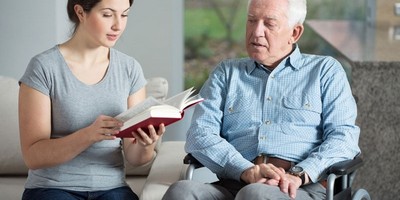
18, 0, 165, 199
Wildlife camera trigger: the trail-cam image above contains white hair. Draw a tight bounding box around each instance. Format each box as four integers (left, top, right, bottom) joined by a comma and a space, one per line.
247, 0, 307, 28
287, 0, 307, 27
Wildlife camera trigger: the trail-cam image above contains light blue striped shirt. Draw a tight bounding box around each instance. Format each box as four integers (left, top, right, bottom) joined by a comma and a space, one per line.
185, 45, 360, 183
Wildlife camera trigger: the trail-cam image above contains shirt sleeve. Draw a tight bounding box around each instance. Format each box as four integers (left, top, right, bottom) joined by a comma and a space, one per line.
185, 63, 254, 181
19, 56, 52, 96
128, 58, 147, 96
297, 57, 361, 182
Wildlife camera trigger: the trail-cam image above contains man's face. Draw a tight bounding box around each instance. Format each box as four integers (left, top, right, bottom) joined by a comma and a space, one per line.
245, 0, 297, 67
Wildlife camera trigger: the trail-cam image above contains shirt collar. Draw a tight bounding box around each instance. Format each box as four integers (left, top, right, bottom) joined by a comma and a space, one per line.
286, 44, 302, 70
246, 44, 303, 73
246, 59, 258, 74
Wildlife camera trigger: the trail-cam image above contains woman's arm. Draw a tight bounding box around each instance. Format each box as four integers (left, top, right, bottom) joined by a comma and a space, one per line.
18, 84, 119, 169
122, 87, 165, 166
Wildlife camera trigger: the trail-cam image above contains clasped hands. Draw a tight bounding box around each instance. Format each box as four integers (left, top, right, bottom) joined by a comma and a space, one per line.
86, 115, 165, 146
240, 163, 303, 199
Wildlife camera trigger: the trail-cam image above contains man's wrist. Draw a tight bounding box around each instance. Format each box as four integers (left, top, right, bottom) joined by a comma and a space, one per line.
288, 166, 311, 186
299, 173, 306, 185
288, 166, 305, 185
303, 173, 310, 185
240, 168, 251, 183
298, 173, 311, 186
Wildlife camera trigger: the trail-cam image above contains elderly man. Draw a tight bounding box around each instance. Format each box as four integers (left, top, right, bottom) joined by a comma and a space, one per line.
163, 0, 360, 199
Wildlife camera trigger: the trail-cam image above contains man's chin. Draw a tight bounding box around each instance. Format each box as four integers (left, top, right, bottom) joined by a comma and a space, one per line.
249, 54, 265, 63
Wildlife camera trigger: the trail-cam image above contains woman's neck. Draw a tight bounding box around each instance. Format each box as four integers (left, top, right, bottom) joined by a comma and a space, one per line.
58, 35, 111, 85
59, 36, 109, 69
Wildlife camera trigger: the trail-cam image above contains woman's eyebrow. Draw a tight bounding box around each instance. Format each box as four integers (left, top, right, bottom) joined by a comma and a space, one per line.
100, 7, 130, 12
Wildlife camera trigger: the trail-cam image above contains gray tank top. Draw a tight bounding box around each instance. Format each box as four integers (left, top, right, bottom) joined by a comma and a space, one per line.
19, 45, 147, 191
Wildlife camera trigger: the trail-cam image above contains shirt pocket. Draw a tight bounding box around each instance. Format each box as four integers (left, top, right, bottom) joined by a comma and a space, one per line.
224, 94, 253, 116
283, 94, 322, 113
222, 93, 258, 129
282, 94, 322, 123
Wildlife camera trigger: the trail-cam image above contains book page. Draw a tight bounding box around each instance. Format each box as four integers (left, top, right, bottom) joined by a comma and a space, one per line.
115, 96, 163, 122
182, 93, 203, 110
163, 87, 195, 110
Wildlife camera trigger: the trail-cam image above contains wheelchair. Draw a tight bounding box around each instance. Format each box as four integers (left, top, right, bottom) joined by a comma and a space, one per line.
183, 154, 371, 200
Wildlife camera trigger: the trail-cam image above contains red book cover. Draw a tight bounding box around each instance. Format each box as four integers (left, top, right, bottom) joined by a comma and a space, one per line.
115, 114, 184, 138
114, 87, 203, 138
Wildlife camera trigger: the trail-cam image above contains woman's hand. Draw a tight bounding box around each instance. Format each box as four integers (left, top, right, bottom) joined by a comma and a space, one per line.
84, 115, 123, 142
130, 123, 166, 146
123, 123, 166, 166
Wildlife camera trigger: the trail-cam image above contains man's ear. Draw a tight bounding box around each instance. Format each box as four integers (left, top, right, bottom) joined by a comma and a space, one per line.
74, 5, 85, 22
289, 24, 304, 44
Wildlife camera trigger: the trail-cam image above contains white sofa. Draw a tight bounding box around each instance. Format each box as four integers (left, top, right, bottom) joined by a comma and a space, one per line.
0, 76, 187, 200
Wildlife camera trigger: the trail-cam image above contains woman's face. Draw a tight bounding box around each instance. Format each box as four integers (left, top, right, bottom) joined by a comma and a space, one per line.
78, 0, 131, 47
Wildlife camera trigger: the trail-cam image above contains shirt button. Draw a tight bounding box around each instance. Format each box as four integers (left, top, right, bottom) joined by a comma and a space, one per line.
267, 96, 272, 101
228, 107, 234, 112
265, 120, 271, 125
271, 75, 275, 78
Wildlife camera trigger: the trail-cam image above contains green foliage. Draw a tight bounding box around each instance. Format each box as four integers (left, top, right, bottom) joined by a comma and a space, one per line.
185, 33, 213, 59
184, 68, 210, 93
184, 7, 246, 42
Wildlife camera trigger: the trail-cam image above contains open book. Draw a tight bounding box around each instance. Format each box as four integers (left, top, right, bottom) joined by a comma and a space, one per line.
114, 87, 204, 138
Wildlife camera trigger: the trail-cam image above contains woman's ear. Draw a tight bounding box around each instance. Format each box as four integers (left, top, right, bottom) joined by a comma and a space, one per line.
74, 5, 85, 22
289, 24, 304, 44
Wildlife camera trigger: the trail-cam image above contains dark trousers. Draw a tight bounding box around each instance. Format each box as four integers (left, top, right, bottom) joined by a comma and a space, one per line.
22, 186, 139, 200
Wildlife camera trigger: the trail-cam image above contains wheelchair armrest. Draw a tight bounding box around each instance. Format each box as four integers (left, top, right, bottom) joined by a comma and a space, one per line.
184, 153, 204, 169
327, 155, 363, 176
183, 153, 207, 180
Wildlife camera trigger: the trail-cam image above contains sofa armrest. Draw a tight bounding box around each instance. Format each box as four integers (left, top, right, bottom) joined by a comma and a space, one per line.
0, 76, 29, 175
140, 141, 187, 200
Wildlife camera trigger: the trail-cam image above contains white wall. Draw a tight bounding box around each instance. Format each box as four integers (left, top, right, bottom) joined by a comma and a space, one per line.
116, 0, 184, 97
0, 0, 186, 141
0, 0, 57, 79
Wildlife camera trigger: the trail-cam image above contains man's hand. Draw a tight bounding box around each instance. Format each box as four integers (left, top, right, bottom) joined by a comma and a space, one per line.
279, 173, 302, 199
240, 163, 286, 185
241, 164, 308, 199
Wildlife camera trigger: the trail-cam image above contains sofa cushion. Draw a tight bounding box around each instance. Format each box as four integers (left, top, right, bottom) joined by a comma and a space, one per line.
140, 141, 187, 200
0, 177, 26, 199
144, 77, 168, 101
0, 76, 28, 175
